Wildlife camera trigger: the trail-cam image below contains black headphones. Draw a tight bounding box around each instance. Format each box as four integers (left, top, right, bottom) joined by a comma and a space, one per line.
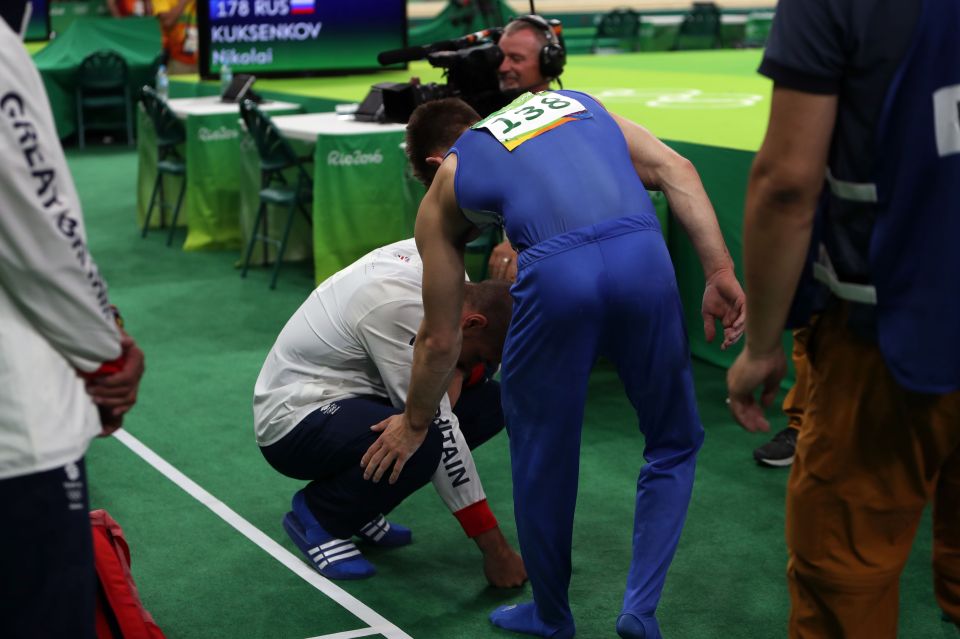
508, 14, 566, 80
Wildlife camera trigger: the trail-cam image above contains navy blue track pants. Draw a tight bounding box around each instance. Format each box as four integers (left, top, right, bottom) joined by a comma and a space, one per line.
261, 380, 504, 538
0, 458, 95, 638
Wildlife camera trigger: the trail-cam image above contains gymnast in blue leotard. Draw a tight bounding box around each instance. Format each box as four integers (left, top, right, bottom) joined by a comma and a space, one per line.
361, 91, 746, 639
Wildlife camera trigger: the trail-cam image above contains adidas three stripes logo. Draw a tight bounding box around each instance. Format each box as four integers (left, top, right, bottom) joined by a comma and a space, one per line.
359, 515, 391, 542
307, 538, 361, 570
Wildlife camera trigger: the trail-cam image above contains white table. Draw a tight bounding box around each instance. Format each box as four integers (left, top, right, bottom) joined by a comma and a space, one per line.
267, 112, 407, 142
168, 95, 300, 119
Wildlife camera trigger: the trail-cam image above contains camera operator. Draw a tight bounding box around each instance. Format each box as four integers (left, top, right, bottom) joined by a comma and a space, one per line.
382, 15, 567, 280
488, 15, 567, 281
497, 17, 559, 94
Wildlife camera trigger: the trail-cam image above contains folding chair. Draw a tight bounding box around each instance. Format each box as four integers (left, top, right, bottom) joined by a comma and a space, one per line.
591, 8, 641, 54
239, 100, 314, 289
75, 50, 134, 148
139, 86, 186, 247
673, 2, 723, 51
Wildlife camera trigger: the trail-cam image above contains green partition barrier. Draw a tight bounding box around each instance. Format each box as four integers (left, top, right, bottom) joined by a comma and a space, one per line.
663, 139, 794, 381
648, 190, 670, 239
408, 0, 514, 47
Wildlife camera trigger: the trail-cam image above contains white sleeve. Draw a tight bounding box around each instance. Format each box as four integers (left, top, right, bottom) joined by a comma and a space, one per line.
355, 297, 488, 514
0, 26, 121, 371
429, 395, 488, 514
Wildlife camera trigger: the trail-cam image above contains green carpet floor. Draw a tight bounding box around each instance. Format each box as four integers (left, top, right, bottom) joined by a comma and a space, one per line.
71, 145, 954, 638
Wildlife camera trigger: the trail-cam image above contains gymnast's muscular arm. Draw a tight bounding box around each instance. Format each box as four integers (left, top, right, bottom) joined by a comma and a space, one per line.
612, 111, 746, 350
361, 155, 473, 485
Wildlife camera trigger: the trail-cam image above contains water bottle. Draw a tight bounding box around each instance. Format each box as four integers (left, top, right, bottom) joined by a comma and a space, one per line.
156, 64, 169, 100
220, 63, 233, 96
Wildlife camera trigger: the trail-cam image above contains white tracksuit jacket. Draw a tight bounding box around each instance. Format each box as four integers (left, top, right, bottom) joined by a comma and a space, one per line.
0, 19, 122, 480
254, 239, 489, 518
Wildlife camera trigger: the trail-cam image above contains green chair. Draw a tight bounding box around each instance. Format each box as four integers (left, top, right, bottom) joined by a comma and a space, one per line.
743, 10, 775, 48
673, 2, 723, 51
140, 85, 186, 247
239, 100, 314, 290
75, 50, 134, 148
591, 8, 641, 54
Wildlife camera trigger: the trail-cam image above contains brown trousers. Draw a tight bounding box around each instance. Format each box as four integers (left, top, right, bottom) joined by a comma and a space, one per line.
783, 326, 811, 429
785, 304, 960, 638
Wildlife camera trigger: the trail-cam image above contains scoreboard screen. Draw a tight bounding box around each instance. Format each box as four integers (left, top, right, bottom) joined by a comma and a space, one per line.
197, 0, 406, 79
26, 0, 51, 41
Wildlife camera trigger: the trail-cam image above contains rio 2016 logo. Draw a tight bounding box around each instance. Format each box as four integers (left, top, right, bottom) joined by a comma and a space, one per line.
327, 149, 384, 166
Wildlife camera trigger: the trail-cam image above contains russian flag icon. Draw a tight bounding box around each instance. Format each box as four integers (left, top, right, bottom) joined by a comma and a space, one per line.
290, 0, 314, 14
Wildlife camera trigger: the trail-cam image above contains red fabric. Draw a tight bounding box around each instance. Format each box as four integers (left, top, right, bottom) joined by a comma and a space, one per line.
464, 363, 487, 388
78, 355, 127, 381
91, 510, 166, 639
453, 499, 498, 537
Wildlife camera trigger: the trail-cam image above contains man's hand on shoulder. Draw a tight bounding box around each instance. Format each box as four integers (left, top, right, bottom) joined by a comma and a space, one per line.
361, 413, 428, 484
474, 526, 527, 588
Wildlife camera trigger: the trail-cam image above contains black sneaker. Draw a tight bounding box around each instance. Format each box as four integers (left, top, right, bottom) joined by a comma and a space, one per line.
753, 427, 798, 467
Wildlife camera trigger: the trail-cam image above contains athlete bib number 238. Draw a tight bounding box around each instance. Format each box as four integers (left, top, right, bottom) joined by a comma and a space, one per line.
471, 91, 590, 151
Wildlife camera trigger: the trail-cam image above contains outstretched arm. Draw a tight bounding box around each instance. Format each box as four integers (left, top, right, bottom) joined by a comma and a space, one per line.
406, 156, 474, 428
726, 87, 836, 432
612, 112, 745, 348
361, 156, 474, 484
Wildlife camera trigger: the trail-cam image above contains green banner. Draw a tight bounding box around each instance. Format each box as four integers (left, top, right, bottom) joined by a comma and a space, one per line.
183, 111, 247, 250
183, 106, 301, 250
311, 129, 418, 282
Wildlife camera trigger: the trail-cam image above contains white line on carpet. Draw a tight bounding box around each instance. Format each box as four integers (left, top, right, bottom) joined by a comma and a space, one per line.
306, 626, 395, 639
113, 429, 413, 639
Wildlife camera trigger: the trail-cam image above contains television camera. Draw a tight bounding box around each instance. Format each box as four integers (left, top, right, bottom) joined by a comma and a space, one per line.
356, 27, 512, 124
